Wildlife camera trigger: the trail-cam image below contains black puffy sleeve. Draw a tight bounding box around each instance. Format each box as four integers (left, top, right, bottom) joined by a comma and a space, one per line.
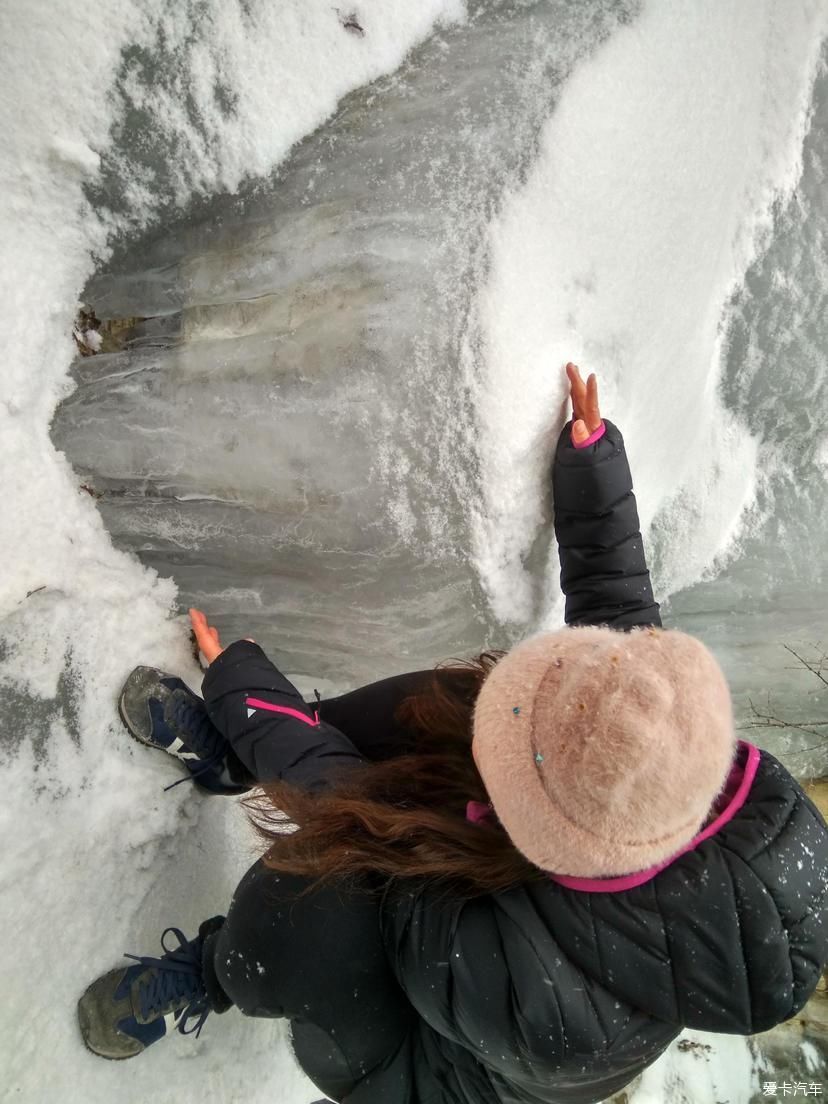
552, 419, 661, 629
202, 640, 365, 789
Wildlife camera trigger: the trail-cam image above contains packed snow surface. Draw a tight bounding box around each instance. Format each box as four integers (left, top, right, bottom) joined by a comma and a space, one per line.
0, 0, 826, 1101
472, 0, 828, 625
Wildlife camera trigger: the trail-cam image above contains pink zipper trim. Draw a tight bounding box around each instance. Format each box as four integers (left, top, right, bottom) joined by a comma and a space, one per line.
572, 421, 606, 449
548, 741, 760, 893
245, 697, 320, 727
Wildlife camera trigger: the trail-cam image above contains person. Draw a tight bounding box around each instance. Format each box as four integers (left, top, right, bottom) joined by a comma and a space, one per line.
78, 363, 828, 1104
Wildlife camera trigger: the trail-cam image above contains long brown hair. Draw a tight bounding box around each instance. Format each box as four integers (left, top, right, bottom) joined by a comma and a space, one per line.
245, 652, 544, 900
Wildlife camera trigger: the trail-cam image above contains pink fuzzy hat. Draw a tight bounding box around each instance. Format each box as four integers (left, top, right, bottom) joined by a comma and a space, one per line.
472, 626, 736, 878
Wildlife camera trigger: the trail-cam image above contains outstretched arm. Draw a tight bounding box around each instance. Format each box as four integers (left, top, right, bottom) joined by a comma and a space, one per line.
553, 364, 661, 630
202, 640, 367, 789
190, 610, 365, 789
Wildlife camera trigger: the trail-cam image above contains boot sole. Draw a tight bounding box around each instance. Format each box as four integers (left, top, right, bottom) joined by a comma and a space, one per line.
77, 980, 146, 1061
79, 1028, 138, 1061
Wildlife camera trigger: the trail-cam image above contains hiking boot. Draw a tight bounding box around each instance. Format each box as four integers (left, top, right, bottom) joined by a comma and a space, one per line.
78, 920, 224, 1060
118, 666, 250, 795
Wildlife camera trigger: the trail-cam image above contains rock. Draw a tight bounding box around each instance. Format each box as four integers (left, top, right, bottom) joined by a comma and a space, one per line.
72, 308, 147, 356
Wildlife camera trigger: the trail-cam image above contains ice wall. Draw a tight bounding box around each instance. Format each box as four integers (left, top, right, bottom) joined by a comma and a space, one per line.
52, 0, 635, 686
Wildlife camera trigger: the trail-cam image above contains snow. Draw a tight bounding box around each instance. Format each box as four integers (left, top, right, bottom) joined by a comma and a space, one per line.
471, 0, 828, 626
800, 1040, 822, 1074
73, 326, 103, 353
50, 138, 102, 174
627, 1030, 759, 1104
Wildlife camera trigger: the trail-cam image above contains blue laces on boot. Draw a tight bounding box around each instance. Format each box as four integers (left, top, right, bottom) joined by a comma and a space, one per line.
125, 927, 211, 1037
164, 695, 229, 791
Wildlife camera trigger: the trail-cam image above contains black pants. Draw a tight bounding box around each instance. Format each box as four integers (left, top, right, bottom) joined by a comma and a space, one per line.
202, 672, 428, 1102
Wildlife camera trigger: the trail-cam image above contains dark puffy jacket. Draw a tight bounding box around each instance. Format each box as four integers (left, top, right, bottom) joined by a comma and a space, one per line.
371, 422, 828, 1103
207, 420, 828, 1103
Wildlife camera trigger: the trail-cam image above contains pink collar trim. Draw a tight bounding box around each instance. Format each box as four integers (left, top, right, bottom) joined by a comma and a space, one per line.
466, 741, 761, 893
548, 741, 760, 893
